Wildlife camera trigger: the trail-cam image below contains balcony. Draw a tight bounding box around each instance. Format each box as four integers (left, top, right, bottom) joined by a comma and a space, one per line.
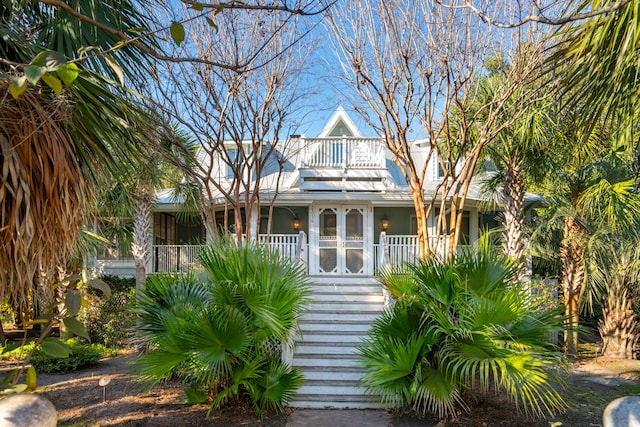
299, 137, 387, 192
301, 137, 385, 169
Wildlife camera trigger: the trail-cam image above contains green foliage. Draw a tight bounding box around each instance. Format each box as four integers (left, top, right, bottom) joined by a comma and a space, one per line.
361, 242, 567, 418
91, 275, 135, 294
29, 339, 105, 373
79, 277, 136, 348
134, 238, 309, 418
0, 341, 37, 361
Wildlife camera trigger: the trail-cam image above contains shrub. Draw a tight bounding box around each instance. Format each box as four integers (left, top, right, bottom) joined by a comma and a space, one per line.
360, 240, 567, 418
29, 339, 109, 373
79, 276, 136, 348
134, 238, 309, 418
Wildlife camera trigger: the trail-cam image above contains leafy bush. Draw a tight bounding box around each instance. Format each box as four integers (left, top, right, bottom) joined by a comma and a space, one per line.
134, 238, 309, 418
28, 339, 112, 373
79, 276, 136, 348
0, 341, 36, 361
360, 240, 567, 418
91, 275, 135, 294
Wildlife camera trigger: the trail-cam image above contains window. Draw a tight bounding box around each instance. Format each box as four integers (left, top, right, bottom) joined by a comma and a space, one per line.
436, 160, 451, 179
226, 148, 238, 179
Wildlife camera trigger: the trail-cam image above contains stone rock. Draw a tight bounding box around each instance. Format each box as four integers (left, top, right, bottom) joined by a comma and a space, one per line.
0, 394, 57, 427
603, 396, 640, 427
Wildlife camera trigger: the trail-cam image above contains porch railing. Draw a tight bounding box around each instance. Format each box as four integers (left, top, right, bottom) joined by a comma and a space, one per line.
301, 137, 385, 168
375, 234, 472, 273
148, 233, 470, 274
153, 245, 203, 273
151, 233, 306, 273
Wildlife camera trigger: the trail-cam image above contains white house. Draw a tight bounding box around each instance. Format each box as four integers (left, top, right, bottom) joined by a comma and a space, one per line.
92, 107, 541, 408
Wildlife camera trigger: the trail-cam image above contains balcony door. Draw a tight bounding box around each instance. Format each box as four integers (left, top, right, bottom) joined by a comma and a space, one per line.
311, 205, 372, 275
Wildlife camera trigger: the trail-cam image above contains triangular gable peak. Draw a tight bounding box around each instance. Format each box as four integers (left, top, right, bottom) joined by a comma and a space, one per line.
317, 106, 363, 138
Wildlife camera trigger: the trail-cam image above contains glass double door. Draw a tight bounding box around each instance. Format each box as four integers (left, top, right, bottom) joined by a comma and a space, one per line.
313, 205, 371, 275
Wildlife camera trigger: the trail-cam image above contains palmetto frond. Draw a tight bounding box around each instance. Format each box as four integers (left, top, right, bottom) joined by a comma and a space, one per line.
134, 239, 309, 417
360, 243, 567, 418
552, 0, 640, 129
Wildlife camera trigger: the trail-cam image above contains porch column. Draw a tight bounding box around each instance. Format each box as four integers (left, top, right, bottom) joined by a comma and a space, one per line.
470, 208, 479, 244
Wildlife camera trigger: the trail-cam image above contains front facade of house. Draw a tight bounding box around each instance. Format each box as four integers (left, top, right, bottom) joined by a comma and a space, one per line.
93, 107, 510, 278
91, 107, 539, 408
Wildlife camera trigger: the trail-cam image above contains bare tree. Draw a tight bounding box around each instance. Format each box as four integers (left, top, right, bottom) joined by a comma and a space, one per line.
328, 0, 547, 259
4, 1, 332, 74
145, 5, 311, 242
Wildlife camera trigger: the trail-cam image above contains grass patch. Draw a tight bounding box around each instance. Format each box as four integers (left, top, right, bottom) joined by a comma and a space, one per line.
618, 384, 640, 394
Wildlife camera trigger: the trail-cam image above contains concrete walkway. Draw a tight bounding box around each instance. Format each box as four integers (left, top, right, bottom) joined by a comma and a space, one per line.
286, 409, 394, 427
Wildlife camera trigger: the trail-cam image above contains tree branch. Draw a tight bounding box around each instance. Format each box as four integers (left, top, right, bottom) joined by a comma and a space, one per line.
30, 0, 333, 72
434, 0, 632, 28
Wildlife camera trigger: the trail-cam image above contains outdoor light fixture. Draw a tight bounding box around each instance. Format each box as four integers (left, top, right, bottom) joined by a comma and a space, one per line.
292, 217, 301, 231
381, 214, 389, 231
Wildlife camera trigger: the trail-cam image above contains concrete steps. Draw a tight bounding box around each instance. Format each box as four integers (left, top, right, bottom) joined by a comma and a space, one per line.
290, 276, 384, 409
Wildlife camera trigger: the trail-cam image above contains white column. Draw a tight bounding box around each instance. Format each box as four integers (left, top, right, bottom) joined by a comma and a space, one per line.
470, 208, 479, 244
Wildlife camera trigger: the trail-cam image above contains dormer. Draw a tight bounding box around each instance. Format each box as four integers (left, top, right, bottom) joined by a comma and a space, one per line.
317, 106, 363, 138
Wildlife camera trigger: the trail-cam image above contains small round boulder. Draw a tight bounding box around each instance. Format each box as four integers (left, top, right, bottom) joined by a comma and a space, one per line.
603, 396, 640, 427
0, 394, 57, 427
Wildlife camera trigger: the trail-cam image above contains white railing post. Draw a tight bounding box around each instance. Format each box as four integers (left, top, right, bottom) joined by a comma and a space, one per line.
297, 231, 307, 265
379, 231, 389, 269
379, 231, 394, 309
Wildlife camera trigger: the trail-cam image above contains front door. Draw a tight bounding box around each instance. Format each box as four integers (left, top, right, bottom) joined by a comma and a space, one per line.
311, 205, 372, 275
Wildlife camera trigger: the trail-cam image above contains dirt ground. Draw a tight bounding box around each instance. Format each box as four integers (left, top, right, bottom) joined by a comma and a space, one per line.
9, 350, 639, 427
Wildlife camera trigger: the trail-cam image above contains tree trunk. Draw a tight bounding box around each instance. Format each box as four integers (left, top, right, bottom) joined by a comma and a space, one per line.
559, 215, 586, 356
502, 160, 526, 280
410, 186, 432, 259
599, 288, 639, 359
132, 183, 152, 290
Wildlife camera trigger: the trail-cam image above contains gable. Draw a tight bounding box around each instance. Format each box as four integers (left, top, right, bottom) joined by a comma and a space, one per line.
317, 106, 363, 138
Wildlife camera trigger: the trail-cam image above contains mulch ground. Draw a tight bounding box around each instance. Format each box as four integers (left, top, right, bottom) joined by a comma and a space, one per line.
4, 350, 637, 427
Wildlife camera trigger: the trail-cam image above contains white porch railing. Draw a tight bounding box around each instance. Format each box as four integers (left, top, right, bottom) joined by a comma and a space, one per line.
151, 233, 307, 273
148, 233, 469, 274
301, 137, 385, 168
375, 233, 472, 273
153, 245, 203, 273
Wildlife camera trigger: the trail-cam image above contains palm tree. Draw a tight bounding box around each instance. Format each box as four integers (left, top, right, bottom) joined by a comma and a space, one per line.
0, 1, 157, 317
532, 119, 640, 355
586, 229, 640, 359
360, 238, 566, 418
476, 60, 553, 278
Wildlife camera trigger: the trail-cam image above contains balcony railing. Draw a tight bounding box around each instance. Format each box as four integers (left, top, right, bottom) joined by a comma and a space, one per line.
301, 137, 385, 168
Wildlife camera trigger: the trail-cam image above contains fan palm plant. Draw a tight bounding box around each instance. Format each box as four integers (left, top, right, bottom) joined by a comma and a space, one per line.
360, 239, 566, 418
134, 237, 309, 417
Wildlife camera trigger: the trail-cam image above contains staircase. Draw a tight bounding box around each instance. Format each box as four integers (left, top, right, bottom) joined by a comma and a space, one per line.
290, 276, 385, 409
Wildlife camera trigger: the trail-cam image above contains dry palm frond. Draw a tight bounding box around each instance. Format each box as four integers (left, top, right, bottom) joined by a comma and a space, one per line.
0, 84, 92, 315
